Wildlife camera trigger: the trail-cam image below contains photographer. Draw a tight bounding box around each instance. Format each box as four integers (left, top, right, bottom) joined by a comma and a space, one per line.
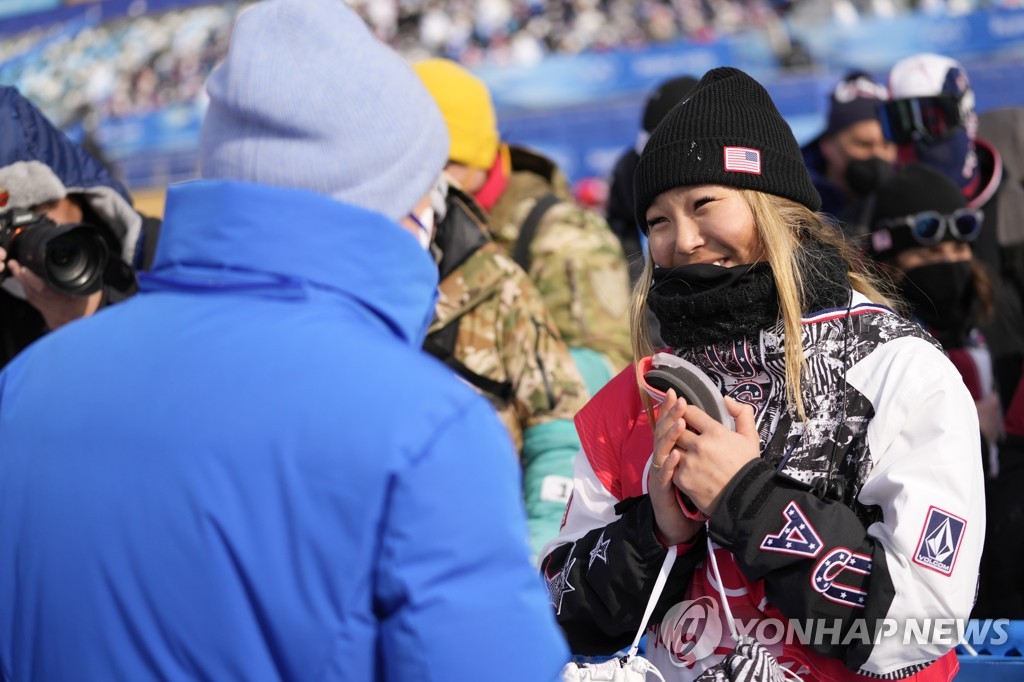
0, 86, 158, 368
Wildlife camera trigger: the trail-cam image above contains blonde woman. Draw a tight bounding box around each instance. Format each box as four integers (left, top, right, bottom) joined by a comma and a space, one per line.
540, 68, 984, 681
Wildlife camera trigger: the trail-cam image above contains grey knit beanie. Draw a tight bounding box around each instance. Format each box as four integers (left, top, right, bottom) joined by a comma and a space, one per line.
199, 0, 449, 222
634, 67, 820, 229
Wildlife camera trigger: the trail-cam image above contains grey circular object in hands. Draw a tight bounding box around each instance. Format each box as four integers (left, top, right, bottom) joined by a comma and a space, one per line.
644, 359, 735, 430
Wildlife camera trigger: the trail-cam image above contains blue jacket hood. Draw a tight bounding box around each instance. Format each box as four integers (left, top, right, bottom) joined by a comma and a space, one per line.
0, 86, 142, 265
146, 179, 440, 345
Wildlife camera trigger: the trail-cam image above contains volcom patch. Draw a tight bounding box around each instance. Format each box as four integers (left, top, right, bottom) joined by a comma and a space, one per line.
913, 506, 967, 576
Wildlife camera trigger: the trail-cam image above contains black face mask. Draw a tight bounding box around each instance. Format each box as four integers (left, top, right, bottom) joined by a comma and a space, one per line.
899, 260, 975, 336
647, 262, 780, 348
646, 243, 852, 349
844, 156, 892, 196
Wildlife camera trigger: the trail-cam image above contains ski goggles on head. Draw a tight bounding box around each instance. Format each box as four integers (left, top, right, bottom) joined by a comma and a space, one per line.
880, 207, 984, 247
878, 96, 965, 145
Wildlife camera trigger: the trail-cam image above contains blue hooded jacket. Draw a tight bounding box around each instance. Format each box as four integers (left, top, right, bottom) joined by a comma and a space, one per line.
0, 180, 569, 681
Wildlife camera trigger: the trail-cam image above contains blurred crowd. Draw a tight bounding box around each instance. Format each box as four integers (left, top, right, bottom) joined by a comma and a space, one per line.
0, 4, 235, 128
1, 0, 1013, 129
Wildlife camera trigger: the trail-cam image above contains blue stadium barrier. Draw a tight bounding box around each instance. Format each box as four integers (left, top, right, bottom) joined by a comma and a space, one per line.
955, 620, 1024, 679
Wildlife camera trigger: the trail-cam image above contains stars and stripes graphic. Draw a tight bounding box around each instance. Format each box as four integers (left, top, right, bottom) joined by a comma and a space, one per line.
760, 501, 823, 558
723, 146, 762, 174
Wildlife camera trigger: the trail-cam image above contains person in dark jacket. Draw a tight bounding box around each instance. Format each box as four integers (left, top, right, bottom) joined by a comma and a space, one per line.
883, 53, 1024, 411
606, 75, 699, 283
0, 86, 159, 368
0, 1, 568, 680
865, 163, 1004, 618
799, 70, 895, 234
416, 57, 632, 390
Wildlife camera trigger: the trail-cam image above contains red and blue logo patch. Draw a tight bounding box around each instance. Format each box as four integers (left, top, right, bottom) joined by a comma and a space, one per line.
913, 506, 967, 576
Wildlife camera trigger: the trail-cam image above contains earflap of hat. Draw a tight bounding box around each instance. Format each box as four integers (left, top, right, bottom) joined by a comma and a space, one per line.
0, 160, 67, 211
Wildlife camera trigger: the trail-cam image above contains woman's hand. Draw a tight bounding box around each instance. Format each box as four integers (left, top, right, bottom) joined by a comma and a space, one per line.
649, 388, 702, 545
672, 396, 760, 516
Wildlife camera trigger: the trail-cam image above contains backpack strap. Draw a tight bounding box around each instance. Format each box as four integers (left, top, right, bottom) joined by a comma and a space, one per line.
423, 318, 514, 403
511, 192, 560, 273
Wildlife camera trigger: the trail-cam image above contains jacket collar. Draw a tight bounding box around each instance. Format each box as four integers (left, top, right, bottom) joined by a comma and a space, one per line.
145, 180, 439, 345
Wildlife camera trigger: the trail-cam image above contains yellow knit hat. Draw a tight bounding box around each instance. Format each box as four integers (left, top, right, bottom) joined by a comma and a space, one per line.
414, 58, 500, 171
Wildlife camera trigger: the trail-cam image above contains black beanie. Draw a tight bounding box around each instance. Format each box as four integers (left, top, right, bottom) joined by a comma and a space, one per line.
867, 162, 969, 259
633, 67, 821, 230
824, 70, 889, 138
642, 75, 700, 134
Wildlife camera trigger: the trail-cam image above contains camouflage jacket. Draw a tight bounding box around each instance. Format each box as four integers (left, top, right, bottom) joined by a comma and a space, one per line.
427, 187, 590, 452
487, 146, 632, 371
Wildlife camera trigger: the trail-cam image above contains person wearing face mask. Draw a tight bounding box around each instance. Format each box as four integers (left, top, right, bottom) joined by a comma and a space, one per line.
541, 67, 983, 680
800, 71, 896, 235
0, 86, 160, 369
882, 53, 1024, 414
0, 2, 571, 680
414, 58, 633, 392
867, 163, 998, 442
422, 171, 592, 559
867, 162, 1007, 619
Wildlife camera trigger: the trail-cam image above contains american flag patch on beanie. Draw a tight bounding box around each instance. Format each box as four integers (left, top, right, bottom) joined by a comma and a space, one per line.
724, 146, 761, 174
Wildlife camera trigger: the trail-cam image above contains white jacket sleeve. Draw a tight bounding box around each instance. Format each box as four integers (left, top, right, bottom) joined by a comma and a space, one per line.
851, 335, 986, 675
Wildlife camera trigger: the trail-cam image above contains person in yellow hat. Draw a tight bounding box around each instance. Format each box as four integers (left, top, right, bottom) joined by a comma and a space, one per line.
414, 58, 632, 391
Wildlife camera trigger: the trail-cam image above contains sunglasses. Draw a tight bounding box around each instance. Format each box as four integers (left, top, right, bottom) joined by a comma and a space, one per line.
881, 208, 984, 246
878, 96, 965, 145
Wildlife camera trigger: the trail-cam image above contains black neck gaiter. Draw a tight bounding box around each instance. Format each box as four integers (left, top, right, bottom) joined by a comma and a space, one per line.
647, 242, 852, 349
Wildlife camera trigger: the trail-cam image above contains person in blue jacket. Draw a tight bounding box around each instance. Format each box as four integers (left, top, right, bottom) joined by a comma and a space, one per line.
0, 1, 569, 680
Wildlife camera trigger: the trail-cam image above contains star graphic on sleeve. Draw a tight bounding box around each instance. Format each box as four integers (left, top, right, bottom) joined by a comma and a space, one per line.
547, 557, 576, 615
588, 531, 611, 571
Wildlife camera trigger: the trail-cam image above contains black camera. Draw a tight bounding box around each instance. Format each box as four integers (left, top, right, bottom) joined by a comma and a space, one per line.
0, 208, 109, 296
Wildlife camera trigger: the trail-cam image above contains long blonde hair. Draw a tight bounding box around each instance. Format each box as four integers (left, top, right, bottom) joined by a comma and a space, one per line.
631, 190, 896, 421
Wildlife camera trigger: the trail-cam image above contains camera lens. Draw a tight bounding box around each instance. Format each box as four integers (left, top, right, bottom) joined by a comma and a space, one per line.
44, 227, 107, 295
12, 219, 109, 296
